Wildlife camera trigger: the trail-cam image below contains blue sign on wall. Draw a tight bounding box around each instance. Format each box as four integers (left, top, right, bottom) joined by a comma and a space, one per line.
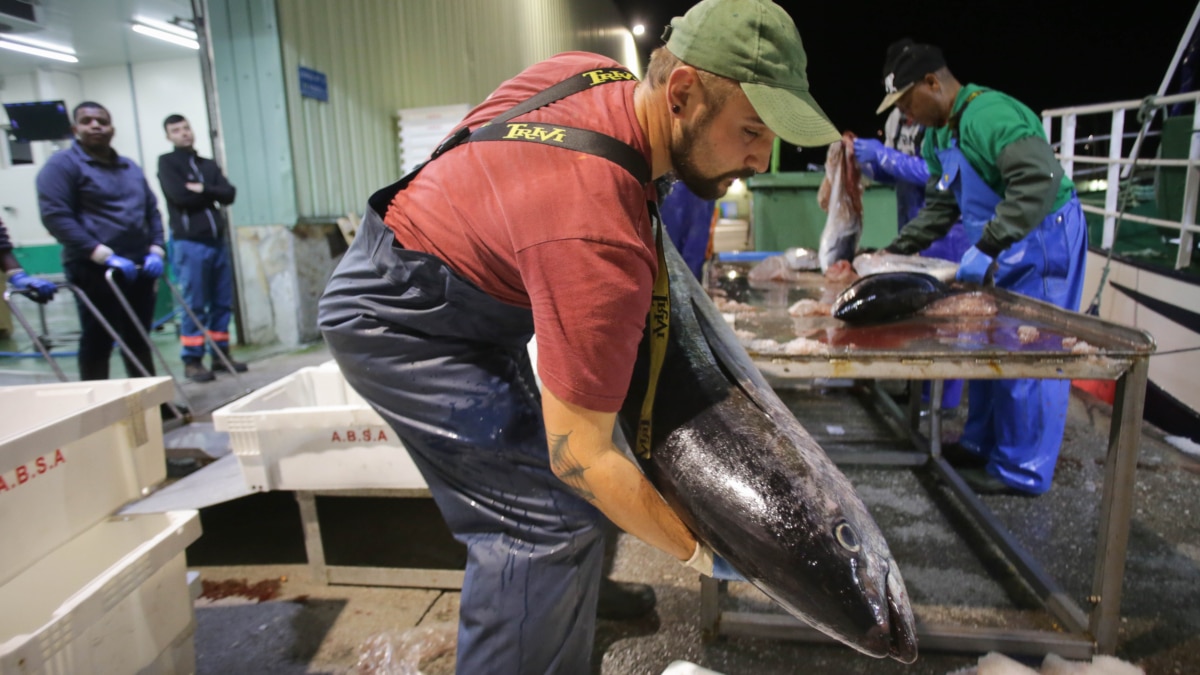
298, 66, 328, 102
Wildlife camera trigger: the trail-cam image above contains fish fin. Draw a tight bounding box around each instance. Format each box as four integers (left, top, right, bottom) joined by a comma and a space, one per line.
664, 244, 784, 416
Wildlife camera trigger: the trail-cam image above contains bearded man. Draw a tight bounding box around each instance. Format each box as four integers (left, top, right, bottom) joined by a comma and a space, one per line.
317, 1, 839, 672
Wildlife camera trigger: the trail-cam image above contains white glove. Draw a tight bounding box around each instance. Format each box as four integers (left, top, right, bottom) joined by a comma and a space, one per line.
683, 541, 714, 577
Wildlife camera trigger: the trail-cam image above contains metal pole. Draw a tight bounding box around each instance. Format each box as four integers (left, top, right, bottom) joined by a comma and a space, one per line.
1122, 1, 1200, 179
928, 378, 943, 456
1061, 114, 1077, 180
296, 491, 329, 584
1175, 102, 1200, 269
3, 289, 68, 382
103, 270, 196, 411
1089, 357, 1150, 653
63, 283, 186, 420
699, 576, 722, 641
1102, 110, 1125, 249
162, 275, 250, 390
191, 0, 246, 347
717, 613, 1096, 659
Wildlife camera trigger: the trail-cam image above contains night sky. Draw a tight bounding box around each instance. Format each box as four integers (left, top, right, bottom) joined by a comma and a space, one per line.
611, 0, 1197, 170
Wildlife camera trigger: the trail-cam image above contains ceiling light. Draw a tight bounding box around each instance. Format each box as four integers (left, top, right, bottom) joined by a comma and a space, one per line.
632, 24, 645, 36
133, 15, 198, 40
0, 39, 78, 63
0, 33, 75, 55
131, 24, 199, 50
131, 15, 199, 49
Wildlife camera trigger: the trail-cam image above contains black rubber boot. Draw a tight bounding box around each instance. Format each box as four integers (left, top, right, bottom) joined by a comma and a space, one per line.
212, 349, 248, 373
184, 360, 215, 382
940, 443, 987, 468
597, 577, 657, 621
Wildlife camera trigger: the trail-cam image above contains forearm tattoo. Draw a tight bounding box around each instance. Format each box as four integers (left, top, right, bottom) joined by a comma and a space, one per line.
547, 431, 596, 502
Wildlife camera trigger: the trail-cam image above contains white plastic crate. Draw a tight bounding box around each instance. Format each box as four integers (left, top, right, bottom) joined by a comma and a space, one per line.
212, 362, 426, 491
0, 377, 173, 587
0, 510, 202, 675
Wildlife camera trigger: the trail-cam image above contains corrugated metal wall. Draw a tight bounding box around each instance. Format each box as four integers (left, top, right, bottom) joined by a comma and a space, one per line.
208, 0, 297, 228
276, 0, 636, 220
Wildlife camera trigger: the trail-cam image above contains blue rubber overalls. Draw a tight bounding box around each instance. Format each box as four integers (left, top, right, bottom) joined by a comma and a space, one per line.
936, 99, 1088, 494
659, 182, 715, 280
867, 146, 970, 410
318, 68, 653, 674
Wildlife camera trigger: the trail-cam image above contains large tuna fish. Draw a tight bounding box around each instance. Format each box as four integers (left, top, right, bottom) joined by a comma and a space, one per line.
817, 132, 864, 273
618, 240, 918, 663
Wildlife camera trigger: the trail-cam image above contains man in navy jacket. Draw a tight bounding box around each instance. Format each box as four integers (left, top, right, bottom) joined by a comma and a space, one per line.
158, 113, 244, 382
37, 101, 164, 381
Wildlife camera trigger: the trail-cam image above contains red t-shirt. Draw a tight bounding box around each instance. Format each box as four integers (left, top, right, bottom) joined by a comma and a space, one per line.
384, 52, 657, 413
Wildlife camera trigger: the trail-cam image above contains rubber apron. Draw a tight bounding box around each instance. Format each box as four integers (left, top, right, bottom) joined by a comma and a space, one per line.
872, 146, 971, 409
318, 69, 653, 674
936, 105, 1087, 494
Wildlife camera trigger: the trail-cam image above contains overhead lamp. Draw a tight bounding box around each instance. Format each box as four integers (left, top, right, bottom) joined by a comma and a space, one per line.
0, 38, 78, 63
632, 24, 645, 36
0, 33, 76, 55
131, 15, 199, 50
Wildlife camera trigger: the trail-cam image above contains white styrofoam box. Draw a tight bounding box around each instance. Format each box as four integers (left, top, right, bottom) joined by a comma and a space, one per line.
0, 510, 202, 675
0, 377, 174, 587
211, 364, 426, 491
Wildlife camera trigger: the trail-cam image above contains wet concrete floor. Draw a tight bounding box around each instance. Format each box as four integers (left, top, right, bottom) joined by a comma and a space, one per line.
159, 345, 1198, 675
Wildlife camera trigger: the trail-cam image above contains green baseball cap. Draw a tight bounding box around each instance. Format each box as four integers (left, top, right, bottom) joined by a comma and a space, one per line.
663, 0, 840, 147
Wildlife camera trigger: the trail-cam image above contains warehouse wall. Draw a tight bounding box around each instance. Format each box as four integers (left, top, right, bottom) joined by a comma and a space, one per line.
205, 0, 637, 346
277, 0, 636, 220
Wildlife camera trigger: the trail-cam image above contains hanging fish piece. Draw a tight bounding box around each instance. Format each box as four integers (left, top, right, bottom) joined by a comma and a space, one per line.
817, 132, 865, 273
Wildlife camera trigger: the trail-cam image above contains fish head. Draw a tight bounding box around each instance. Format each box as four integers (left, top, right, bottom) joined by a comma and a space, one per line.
721, 422, 918, 663
761, 485, 918, 664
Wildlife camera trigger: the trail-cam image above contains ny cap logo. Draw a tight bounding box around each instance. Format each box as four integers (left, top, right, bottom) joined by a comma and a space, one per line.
884, 73, 897, 94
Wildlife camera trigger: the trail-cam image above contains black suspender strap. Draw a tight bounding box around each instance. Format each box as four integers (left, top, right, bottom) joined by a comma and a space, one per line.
365, 66, 672, 460
467, 122, 650, 185
368, 67, 646, 217
484, 68, 637, 127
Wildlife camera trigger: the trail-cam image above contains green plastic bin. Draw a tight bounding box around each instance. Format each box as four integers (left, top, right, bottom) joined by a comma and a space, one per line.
747, 172, 899, 252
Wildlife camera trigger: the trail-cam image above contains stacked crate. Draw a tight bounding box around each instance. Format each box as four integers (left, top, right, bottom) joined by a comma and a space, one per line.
0, 377, 201, 675
212, 360, 426, 492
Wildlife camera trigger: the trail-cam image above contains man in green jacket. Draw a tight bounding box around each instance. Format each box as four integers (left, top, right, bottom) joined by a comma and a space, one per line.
878, 38, 1088, 496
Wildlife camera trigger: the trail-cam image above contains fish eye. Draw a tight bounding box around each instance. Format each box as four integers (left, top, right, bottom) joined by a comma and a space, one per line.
834, 521, 861, 553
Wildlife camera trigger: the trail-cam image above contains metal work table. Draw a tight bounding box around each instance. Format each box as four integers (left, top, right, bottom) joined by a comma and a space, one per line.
699, 262, 1156, 658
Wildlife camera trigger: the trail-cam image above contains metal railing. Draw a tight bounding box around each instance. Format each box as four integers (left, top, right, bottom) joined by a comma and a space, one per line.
4, 284, 188, 420
5, 271, 251, 419
1042, 89, 1200, 270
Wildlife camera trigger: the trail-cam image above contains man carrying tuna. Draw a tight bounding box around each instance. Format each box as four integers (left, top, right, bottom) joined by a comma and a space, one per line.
318, 1, 841, 671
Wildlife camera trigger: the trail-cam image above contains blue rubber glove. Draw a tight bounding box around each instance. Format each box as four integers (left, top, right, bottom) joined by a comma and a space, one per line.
875, 148, 930, 187
105, 254, 138, 281
9, 271, 57, 303
852, 137, 884, 166
956, 245, 995, 284
684, 542, 746, 581
142, 252, 164, 279
711, 554, 745, 582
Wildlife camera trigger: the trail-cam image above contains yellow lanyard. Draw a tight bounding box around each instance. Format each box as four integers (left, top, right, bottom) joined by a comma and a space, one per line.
636, 213, 670, 459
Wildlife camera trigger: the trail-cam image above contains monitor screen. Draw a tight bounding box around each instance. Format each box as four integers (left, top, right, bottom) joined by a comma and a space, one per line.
3, 100, 72, 142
